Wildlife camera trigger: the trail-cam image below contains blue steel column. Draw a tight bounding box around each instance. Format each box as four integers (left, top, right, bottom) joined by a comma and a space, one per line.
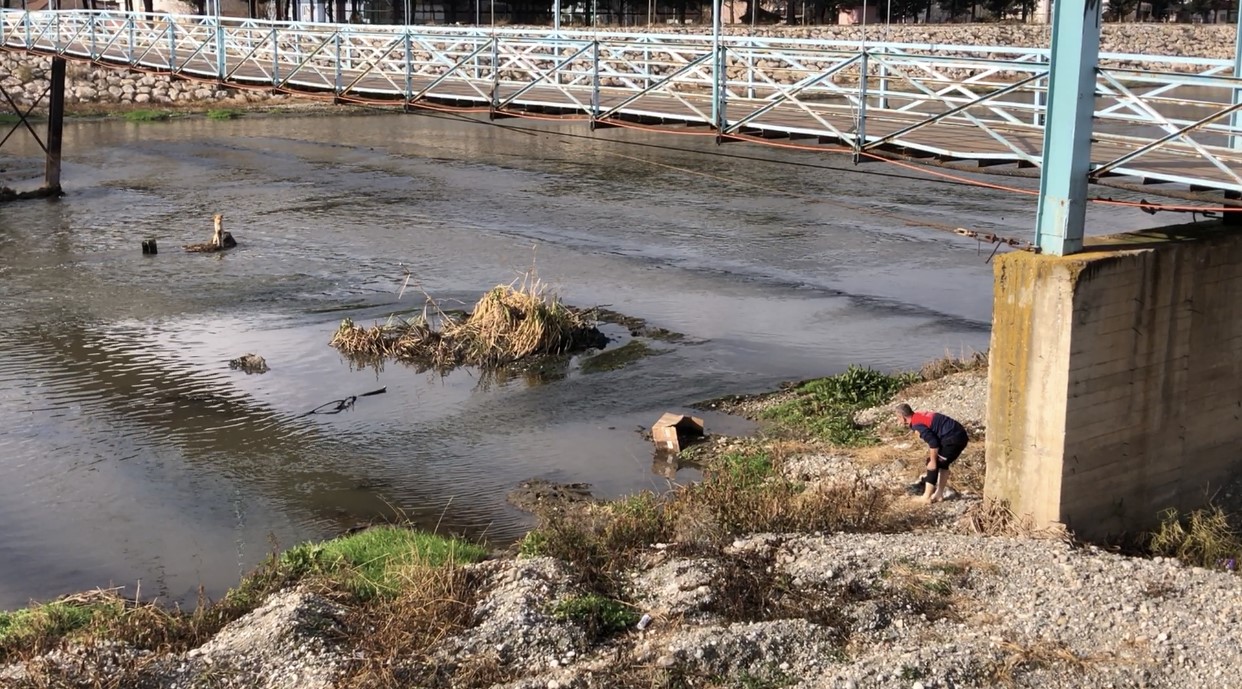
710, 0, 722, 131
1231, 5, 1241, 150
1033, 0, 1102, 256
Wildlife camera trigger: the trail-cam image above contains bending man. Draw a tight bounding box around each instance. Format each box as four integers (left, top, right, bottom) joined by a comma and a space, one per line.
895, 403, 968, 503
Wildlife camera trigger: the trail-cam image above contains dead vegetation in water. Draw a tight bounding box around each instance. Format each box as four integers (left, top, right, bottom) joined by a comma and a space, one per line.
330, 273, 607, 372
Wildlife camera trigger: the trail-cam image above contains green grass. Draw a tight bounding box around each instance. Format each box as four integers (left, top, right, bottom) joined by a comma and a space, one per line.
123, 109, 172, 122
280, 526, 488, 600
759, 365, 919, 445
206, 108, 242, 120
0, 113, 22, 125
0, 600, 123, 647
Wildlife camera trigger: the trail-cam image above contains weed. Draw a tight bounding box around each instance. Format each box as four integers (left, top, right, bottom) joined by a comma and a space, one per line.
0, 113, 23, 125
900, 665, 925, 680
206, 108, 242, 120
122, 109, 171, 122
987, 637, 1110, 687
337, 562, 486, 689
1147, 505, 1242, 571
552, 594, 639, 641
759, 365, 919, 445
881, 557, 984, 622
579, 339, 659, 373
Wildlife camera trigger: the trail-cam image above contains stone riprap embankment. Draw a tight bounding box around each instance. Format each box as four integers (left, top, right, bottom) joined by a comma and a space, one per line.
0, 51, 282, 109
0, 23, 1236, 109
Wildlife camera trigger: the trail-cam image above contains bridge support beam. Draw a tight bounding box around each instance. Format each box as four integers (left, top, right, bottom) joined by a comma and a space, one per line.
1231, 5, 1242, 150
44, 57, 66, 193
1033, 0, 1102, 257
985, 222, 1242, 542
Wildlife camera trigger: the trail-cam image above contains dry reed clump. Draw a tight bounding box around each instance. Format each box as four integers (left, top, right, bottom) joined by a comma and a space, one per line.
956, 498, 1070, 541
1147, 504, 1242, 571
919, 348, 989, 381
337, 563, 489, 689
987, 637, 1112, 687
330, 276, 607, 371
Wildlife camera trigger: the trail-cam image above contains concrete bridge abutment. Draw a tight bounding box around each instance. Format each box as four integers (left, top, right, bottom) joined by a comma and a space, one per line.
984, 222, 1242, 542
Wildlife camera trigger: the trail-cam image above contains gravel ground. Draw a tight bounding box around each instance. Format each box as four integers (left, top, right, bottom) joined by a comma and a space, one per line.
855, 369, 989, 436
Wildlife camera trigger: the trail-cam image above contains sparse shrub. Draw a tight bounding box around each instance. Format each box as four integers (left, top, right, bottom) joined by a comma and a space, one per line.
123, 109, 171, 122
552, 594, 639, 641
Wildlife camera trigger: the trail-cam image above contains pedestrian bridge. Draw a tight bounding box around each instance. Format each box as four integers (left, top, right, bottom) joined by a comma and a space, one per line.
2, 8, 1242, 202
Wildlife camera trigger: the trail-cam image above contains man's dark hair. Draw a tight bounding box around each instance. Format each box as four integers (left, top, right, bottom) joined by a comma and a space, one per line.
895, 403, 913, 418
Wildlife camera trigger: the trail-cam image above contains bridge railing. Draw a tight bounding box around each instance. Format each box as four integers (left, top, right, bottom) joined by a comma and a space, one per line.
3, 9, 1241, 191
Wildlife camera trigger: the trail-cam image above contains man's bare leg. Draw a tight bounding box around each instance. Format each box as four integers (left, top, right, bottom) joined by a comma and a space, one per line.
930, 468, 949, 503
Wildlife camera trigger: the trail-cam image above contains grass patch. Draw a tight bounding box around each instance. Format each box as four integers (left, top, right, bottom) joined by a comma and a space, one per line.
123, 109, 172, 122
281, 525, 488, 600
206, 108, 242, 120
0, 597, 123, 648
1147, 504, 1241, 571
578, 339, 658, 373
552, 594, 639, 641
759, 365, 920, 445
0, 525, 486, 666
330, 272, 607, 372
0, 113, 23, 125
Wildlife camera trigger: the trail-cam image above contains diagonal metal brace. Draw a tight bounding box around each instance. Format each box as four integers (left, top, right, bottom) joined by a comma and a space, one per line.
595, 52, 713, 122
723, 54, 860, 135
862, 72, 1044, 151
1091, 100, 1242, 184
0, 83, 50, 153
497, 40, 594, 110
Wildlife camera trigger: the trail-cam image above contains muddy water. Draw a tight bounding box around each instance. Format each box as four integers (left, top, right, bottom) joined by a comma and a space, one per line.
0, 111, 1170, 609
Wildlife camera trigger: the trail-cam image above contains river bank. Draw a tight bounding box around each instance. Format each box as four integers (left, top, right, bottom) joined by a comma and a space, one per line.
2, 354, 1239, 689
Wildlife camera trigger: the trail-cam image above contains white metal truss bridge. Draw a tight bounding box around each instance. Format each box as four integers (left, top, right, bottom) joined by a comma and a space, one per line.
3, 9, 1242, 205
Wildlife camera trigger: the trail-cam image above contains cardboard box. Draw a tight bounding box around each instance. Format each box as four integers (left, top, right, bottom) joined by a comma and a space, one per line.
651, 412, 705, 453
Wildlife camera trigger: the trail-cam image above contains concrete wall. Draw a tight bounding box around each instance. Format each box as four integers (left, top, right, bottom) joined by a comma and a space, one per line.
985, 223, 1242, 541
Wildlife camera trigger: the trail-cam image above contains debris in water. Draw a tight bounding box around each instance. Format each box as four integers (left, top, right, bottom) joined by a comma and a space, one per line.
228, 353, 269, 374
330, 273, 608, 371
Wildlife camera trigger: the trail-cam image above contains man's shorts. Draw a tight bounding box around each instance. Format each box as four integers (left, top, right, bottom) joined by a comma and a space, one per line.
935, 434, 969, 469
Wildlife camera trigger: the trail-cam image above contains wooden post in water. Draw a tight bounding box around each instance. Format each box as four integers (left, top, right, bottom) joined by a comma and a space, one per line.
43, 57, 66, 194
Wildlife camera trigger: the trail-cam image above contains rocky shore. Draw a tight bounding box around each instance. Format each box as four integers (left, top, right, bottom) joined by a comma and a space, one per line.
2, 357, 1239, 689
1, 22, 1236, 110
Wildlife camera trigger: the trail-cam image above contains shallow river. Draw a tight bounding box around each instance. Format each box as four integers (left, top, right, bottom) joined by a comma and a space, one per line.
0, 110, 1171, 609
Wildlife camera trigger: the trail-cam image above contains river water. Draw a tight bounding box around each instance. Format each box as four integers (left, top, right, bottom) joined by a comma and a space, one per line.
0, 110, 1171, 610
